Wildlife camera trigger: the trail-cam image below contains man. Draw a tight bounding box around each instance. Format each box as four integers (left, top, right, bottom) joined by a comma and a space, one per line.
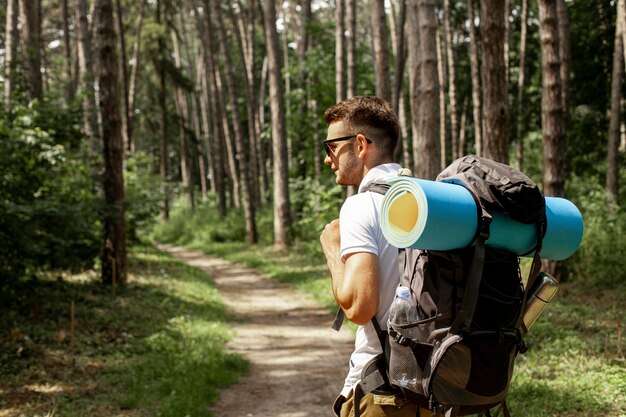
320, 96, 421, 417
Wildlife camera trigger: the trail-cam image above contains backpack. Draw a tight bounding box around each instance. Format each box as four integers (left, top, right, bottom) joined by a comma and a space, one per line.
341, 155, 547, 417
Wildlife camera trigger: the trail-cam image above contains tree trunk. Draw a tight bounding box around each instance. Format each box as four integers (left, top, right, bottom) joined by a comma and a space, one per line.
444, 0, 459, 161
156, 0, 169, 221
481, 0, 509, 163
19, 0, 43, 101
231, 1, 260, 205
114, 0, 130, 154
197, 54, 214, 199
335, 0, 346, 102
467, 0, 482, 156
539, 0, 567, 279
539, 0, 566, 198
61, 0, 74, 103
372, 0, 390, 101
408, 0, 421, 173
212, 48, 241, 209
192, 56, 208, 202
4, 0, 19, 106
390, 0, 408, 164
516, 0, 529, 169
346, 0, 356, 97
258, 55, 271, 203
127, 0, 146, 155
293, 0, 312, 183
607, 0, 624, 203
416, 0, 441, 179
171, 28, 194, 210
211, 0, 257, 245
95, 0, 127, 285
557, 0, 570, 129
436, 22, 447, 169
390, 0, 407, 115
196, 5, 226, 217
263, 0, 291, 250
504, 0, 510, 81
75, 0, 100, 141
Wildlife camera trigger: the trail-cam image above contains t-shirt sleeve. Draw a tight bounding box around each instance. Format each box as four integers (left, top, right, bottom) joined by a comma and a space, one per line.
339, 194, 379, 262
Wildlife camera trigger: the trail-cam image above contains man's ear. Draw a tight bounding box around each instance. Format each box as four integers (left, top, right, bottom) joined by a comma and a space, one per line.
356, 133, 369, 158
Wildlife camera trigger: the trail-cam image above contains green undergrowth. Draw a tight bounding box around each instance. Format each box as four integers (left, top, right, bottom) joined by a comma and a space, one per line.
151, 203, 626, 417
0, 244, 248, 417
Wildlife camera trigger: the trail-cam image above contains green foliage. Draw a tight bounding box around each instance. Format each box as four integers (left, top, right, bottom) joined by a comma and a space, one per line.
150, 197, 249, 245
124, 151, 163, 243
289, 176, 343, 245
0, 101, 101, 281
565, 175, 626, 287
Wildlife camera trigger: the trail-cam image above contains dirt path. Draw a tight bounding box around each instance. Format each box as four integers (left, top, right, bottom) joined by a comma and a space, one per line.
156, 244, 355, 417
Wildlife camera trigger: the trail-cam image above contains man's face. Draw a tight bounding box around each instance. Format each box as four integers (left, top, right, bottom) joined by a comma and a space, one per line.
324, 121, 363, 187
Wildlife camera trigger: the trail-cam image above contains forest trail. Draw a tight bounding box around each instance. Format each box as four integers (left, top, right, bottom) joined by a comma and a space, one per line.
156, 244, 355, 417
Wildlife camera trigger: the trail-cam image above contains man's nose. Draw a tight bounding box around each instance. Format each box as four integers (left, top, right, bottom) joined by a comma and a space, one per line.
324, 154, 332, 165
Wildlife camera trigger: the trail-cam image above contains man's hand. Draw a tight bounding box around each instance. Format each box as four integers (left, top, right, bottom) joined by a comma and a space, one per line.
320, 219, 341, 261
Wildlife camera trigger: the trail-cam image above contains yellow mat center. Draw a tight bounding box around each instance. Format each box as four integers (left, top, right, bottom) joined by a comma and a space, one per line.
388, 191, 419, 233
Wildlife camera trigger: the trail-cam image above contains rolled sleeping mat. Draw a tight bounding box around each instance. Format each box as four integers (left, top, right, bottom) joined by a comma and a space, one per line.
379, 177, 584, 260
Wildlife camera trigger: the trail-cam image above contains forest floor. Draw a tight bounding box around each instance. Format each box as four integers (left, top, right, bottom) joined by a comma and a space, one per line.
158, 243, 355, 417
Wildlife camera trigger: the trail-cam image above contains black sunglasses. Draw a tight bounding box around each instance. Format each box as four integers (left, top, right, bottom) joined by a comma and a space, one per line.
323, 135, 372, 156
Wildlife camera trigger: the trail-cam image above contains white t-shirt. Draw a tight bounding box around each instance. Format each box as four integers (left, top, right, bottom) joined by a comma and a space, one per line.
338, 162, 402, 397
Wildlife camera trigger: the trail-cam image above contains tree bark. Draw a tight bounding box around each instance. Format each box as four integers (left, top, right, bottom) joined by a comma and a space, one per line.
210, 0, 257, 245
114, 0, 130, 154
444, 0, 459, 161
196, 4, 226, 217
372, 0, 391, 101
231, 1, 260, 205
95, 0, 127, 285
258, 55, 271, 202
61, 0, 74, 103
335, 0, 346, 102
75, 0, 100, 141
127, 0, 146, 155
293, 0, 313, 182
557, 0, 571, 129
19, 0, 43, 101
436, 22, 447, 169
4, 0, 19, 106
516, 0, 529, 169
539, 0, 566, 199
263, 0, 291, 249
346, 0, 356, 97
481, 0, 509, 163
407, 0, 421, 173
467, 0, 482, 156
155, 0, 169, 221
390, 0, 408, 165
607, 0, 624, 202
416, 0, 441, 179
171, 28, 194, 210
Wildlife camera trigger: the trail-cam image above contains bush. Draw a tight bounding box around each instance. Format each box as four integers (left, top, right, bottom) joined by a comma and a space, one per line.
565, 177, 626, 287
0, 101, 101, 281
124, 151, 163, 243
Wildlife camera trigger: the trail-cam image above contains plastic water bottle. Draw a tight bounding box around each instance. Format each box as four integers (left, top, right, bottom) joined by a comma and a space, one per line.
388, 286, 420, 391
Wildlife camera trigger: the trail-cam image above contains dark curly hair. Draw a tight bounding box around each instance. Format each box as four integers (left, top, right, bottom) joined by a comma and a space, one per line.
323, 96, 399, 159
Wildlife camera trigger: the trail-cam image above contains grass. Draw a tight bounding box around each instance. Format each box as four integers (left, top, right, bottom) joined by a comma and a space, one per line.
152, 225, 626, 417
0, 244, 248, 417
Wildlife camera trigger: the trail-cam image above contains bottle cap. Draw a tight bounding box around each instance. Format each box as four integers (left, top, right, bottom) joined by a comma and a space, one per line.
396, 286, 411, 299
